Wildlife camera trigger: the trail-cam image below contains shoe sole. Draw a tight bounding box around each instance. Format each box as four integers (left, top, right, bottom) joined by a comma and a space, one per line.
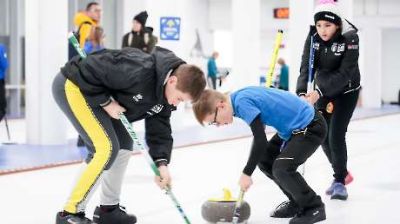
270, 210, 299, 218
313, 216, 326, 223
270, 214, 296, 218
331, 194, 348, 200
289, 214, 326, 224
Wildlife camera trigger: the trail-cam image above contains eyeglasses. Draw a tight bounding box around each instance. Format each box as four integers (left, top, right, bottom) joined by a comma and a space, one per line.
208, 107, 219, 126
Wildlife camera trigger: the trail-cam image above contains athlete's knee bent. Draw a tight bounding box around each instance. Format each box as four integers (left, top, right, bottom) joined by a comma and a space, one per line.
258, 163, 274, 179
103, 144, 121, 170
86, 142, 120, 171
272, 159, 295, 181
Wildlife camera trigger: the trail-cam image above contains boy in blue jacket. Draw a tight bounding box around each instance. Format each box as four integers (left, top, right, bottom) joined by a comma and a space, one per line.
193, 87, 327, 224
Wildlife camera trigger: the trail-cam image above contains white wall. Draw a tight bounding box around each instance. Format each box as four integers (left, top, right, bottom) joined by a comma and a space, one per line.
25, 0, 68, 144
354, 0, 400, 17
354, 0, 400, 107
213, 30, 232, 68
382, 28, 400, 103
209, 0, 231, 30
230, 0, 261, 89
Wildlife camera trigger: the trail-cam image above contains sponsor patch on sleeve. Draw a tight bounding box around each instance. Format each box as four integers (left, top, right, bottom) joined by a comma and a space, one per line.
347, 44, 359, 50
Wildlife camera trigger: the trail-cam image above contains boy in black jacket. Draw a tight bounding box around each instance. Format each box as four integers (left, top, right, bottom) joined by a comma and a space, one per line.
53, 46, 206, 224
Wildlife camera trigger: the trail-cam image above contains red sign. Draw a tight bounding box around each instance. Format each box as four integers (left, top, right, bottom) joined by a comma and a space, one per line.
274, 8, 289, 19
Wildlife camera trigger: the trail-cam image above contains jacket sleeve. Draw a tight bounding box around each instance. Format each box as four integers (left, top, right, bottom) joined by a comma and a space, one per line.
207, 59, 218, 76
243, 115, 268, 176
296, 32, 312, 96
211, 60, 218, 75
121, 34, 128, 48
315, 32, 359, 97
0, 46, 8, 72
79, 23, 92, 48
146, 35, 157, 53
145, 106, 173, 164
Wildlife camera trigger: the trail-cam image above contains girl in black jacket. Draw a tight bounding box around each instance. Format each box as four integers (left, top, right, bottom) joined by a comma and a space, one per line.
296, 0, 360, 202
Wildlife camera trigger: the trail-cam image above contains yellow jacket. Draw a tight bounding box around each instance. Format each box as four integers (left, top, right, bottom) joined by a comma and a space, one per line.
73, 12, 98, 48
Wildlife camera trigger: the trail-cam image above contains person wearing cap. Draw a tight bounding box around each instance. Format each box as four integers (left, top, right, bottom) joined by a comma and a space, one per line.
296, 0, 361, 201
122, 11, 157, 53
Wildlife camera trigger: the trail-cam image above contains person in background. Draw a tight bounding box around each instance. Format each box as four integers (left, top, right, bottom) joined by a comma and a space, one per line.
122, 11, 157, 53
69, 1, 102, 59
0, 43, 8, 123
277, 58, 289, 91
84, 26, 105, 54
207, 51, 219, 90
296, 0, 360, 201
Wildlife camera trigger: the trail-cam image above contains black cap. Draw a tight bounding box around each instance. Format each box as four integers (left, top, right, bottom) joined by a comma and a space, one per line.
314, 11, 342, 26
133, 11, 148, 27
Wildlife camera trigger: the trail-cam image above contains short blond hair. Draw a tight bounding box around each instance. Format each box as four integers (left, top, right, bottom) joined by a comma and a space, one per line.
192, 89, 227, 126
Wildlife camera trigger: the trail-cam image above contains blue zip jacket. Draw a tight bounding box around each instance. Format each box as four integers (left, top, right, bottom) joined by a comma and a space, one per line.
0, 44, 8, 80
84, 41, 104, 54
231, 86, 314, 141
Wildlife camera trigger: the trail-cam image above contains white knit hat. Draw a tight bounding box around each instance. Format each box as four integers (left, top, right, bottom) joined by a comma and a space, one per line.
314, 0, 342, 25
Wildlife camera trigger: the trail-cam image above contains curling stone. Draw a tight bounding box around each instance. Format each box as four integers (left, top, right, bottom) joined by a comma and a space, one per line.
201, 188, 250, 223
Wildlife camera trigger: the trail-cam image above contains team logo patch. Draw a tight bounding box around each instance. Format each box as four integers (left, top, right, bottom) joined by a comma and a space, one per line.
132, 94, 143, 102
348, 44, 359, 50
146, 104, 164, 116
324, 14, 335, 20
337, 43, 345, 52
331, 43, 338, 52
313, 42, 320, 50
331, 43, 345, 54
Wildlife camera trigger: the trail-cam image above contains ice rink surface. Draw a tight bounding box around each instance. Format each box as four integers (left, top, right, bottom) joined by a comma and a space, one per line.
0, 114, 399, 224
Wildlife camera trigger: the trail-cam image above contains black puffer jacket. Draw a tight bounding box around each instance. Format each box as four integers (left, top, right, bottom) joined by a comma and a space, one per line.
296, 21, 361, 98
61, 46, 185, 163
